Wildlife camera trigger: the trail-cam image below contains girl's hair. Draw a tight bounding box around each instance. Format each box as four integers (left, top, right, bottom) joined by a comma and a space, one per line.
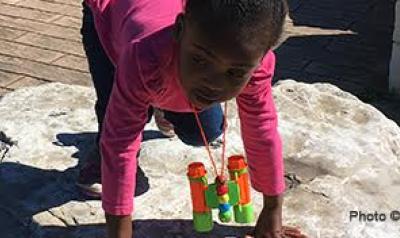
185, 0, 288, 51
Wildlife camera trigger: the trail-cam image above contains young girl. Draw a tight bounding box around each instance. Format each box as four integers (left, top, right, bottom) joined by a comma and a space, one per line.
78, 0, 306, 237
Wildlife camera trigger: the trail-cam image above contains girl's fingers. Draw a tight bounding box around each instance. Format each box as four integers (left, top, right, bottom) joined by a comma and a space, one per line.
282, 226, 308, 238
282, 226, 301, 233
243, 226, 307, 238
283, 230, 302, 236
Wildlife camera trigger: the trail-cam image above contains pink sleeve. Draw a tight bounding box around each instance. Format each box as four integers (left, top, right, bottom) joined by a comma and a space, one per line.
236, 50, 285, 196
100, 43, 150, 215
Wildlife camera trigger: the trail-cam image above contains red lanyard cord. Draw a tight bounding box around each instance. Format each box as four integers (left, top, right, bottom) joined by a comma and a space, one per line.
192, 102, 228, 178
220, 102, 228, 176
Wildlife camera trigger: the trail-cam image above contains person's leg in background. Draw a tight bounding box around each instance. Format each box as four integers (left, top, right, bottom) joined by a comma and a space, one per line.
77, 2, 116, 196
78, 2, 153, 197
164, 103, 224, 147
81, 3, 115, 145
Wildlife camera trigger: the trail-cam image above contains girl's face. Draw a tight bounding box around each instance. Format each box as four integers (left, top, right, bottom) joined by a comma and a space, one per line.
176, 15, 264, 110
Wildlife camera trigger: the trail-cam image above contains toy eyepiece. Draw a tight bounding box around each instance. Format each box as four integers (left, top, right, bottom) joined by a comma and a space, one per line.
188, 162, 207, 178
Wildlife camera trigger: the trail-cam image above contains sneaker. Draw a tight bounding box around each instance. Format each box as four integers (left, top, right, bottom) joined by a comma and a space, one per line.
209, 136, 223, 149
76, 143, 102, 198
77, 144, 150, 198
154, 108, 176, 138
135, 165, 150, 196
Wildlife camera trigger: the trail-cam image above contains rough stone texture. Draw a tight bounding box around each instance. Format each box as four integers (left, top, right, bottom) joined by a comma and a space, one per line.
0, 82, 399, 238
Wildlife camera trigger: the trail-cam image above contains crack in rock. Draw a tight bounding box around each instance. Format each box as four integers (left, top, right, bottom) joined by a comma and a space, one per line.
304, 187, 330, 200
0, 131, 17, 163
285, 172, 302, 189
47, 209, 70, 227
48, 111, 68, 117
0, 131, 17, 146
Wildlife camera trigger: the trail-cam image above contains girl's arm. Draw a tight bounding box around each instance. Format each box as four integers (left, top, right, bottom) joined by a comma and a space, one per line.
236, 50, 285, 197
236, 50, 285, 236
106, 214, 132, 238
100, 42, 151, 237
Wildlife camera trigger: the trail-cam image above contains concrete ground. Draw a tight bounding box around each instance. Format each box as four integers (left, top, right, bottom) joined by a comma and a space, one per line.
0, 0, 398, 123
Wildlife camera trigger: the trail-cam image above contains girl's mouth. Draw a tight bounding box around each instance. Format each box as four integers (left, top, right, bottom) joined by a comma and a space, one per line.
190, 92, 217, 109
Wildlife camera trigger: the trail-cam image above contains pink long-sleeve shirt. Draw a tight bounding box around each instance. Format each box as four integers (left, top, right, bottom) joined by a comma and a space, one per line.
85, 0, 285, 216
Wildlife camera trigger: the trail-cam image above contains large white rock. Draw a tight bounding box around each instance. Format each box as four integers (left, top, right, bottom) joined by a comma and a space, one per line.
0, 81, 399, 238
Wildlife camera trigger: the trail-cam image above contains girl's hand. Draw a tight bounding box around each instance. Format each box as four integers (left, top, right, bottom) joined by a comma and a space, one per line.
245, 226, 307, 238
244, 194, 308, 238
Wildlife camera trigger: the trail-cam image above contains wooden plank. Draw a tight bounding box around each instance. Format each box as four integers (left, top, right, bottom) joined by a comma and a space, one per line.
0, 54, 90, 86
52, 15, 81, 29
0, 3, 60, 22
0, 14, 80, 41
14, 0, 81, 18
0, 26, 26, 41
6, 76, 46, 89
15, 33, 85, 57
0, 39, 64, 63
0, 70, 22, 87
53, 55, 88, 72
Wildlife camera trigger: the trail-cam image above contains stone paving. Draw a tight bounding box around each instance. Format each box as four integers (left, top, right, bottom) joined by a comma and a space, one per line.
0, 0, 398, 122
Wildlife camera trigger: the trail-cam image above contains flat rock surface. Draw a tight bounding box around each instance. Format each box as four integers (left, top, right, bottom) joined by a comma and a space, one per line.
0, 81, 399, 238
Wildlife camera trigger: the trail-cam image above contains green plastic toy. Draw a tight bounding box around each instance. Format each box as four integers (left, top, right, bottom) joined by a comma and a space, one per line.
187, 155, 255, 233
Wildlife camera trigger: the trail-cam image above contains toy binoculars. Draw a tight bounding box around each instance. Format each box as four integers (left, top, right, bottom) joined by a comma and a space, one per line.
187, 155, 255, 233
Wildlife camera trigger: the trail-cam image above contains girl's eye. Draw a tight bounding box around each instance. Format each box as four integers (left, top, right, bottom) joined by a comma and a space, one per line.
226, 68, 247, 78
192, 54, 207, 66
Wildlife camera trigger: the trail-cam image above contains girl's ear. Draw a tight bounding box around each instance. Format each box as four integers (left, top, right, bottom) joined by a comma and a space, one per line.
173, 13, 185, 41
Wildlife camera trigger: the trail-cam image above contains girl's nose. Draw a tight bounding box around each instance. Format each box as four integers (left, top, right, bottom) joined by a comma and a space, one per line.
202, 75, 226, 91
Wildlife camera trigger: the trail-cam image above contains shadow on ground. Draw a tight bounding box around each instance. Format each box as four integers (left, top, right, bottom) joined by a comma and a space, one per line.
274, 0, 399, 124
0, 131, 253, 238
38, 219, 253, 238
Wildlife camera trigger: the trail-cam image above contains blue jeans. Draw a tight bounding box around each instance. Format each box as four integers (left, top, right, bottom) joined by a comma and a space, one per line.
80, 2, 223, 147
